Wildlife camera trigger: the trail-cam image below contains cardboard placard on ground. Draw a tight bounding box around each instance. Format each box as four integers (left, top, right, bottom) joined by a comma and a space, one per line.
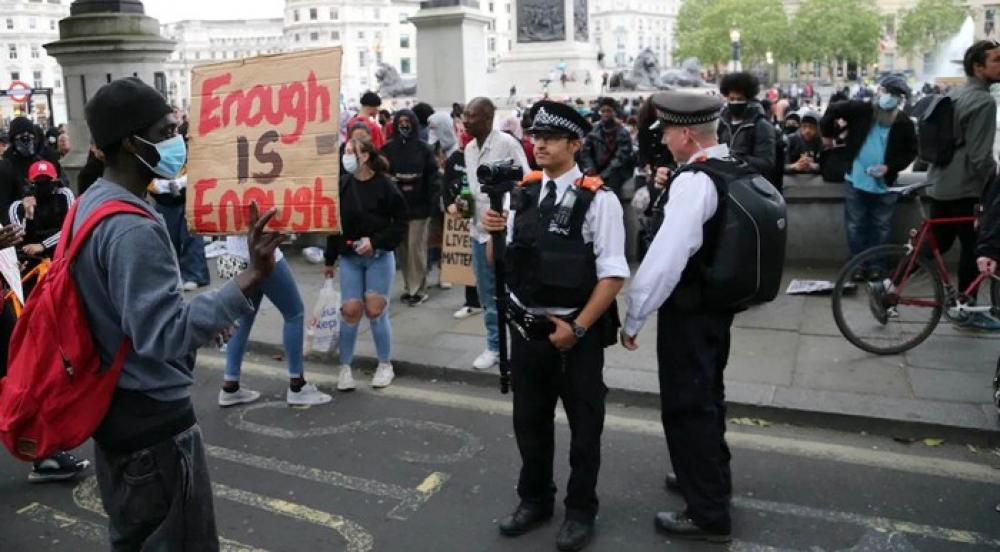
186, 48, 343, 235
440, 214, 476, 287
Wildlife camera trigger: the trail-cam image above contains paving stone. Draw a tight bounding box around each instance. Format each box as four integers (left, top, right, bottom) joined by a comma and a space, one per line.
792, 335, 913, 398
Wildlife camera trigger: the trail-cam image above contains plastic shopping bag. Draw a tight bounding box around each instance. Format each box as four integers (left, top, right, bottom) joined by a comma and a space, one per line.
306, 279, 340, 354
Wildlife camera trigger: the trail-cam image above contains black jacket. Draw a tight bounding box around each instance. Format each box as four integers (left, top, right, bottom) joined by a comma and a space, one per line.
819, 100, 918, 186
324, 172, 409, 265
785, 132, 822, 173
0, 146, 63, 224
380, 109, 439, 220
440, 149, 467, 208
978, 173, 1000, 261
636, 124, 675, 171
718, 102, 776, 180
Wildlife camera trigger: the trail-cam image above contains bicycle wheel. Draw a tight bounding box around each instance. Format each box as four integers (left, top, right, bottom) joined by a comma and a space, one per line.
831, 244, 944, 355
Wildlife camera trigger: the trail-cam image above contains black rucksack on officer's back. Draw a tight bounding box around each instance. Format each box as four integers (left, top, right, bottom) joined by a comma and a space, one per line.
649, 158, 787, 311
911, 94, 958, 166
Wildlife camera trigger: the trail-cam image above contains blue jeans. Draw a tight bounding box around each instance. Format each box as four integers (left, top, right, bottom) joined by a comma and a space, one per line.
155, 201, 210, 286
339, 251, 395, 365
844, 185, 898, 259
224, 259, 304, 381
472, 240, 499, 352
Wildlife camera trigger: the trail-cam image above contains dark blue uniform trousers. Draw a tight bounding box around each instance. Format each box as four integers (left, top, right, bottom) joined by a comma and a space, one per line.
657, 306, 735, 533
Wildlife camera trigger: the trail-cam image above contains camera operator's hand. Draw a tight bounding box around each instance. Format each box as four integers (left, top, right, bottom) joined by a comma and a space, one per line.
653, 167, 670, 188
483, 209, 508, 233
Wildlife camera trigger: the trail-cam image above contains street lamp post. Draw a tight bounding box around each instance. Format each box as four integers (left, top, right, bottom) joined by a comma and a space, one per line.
730, 27, 742, 73
766, 50, 775, 85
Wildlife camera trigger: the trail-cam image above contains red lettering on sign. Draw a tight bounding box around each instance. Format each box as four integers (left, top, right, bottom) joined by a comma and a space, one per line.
312, 177, 338, 228
192, 177, 338, 233
198, 73, 232, 137
193, 178, 219, 233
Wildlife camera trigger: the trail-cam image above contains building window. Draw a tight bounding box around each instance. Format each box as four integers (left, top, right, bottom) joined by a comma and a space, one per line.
8, 44, 16, 60
10, 71, 19, 82
293, 9, 300, 22
33, 71, 42, 88
331, 30, 340, 40
401, 58, 411, 74
330, 8, 338, 19
31, 45, 40, 59
399, 14, 408, 23
29, 18, 36, 29
374, 8, 381, 18
5, 18, 12, 30
295, 33, 301, 42
376, 51, 383, 64
489, 2, 494, 11
310, 32, 319, 41
49, 19, 55, 31
488, 57, 497, 72
358, 31, 365, 39
359, 51, 367, 67
310, 7, 317, 20
400, 35, 410, 48
488, 37, 496, 51
54, 78, 61, 89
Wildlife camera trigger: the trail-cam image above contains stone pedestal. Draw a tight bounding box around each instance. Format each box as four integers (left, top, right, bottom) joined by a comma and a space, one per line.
43, 0, 174, 177
494, 0, 601, 97
410, 0, 492, 107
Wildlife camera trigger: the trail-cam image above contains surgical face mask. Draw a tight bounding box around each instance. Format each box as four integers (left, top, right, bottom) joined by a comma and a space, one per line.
728, 101, 749, 118
342, 153, 359, 174
133, 134, 187, 179
14, 135, 35, 158
878, 94, 900, 111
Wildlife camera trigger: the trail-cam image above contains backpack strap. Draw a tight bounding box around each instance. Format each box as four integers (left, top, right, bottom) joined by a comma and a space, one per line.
60, 201, 153, 263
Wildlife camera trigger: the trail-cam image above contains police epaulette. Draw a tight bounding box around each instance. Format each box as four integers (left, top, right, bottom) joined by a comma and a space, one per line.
519, 171, 545, 187
575, 175, 604, 192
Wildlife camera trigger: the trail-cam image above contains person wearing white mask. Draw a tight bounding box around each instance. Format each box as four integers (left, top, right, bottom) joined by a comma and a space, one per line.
324, 137, 408, 390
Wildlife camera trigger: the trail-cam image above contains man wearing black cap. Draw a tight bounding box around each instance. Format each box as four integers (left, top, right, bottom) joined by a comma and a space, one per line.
73, 77, 285, 550
820, 74, 917, 282
580, 97, 634, 198
358, 90, 386, 149
621, 91, 738, 543
483, 101, 628, 551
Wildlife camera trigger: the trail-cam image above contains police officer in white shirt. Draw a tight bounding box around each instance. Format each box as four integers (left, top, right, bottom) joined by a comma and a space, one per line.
621, 92, 736, 543
483, 101, 628, 552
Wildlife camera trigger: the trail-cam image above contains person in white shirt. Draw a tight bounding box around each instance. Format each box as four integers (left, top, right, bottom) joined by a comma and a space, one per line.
483, 101, 627, 552
456, 97, 531, 371
621, 91, 735, 543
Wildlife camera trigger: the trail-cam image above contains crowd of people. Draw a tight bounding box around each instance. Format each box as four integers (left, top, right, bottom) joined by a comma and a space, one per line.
0, 40, 999, 552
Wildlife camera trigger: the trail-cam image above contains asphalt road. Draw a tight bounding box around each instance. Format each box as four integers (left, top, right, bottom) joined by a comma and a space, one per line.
1, 350, 999, 552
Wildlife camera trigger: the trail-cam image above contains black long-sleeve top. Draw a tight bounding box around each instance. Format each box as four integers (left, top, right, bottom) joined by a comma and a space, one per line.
324, 172, 409, 265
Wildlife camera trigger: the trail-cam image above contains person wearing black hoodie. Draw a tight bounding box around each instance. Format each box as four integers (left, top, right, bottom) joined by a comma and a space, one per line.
717, 72, 778, 188
0, 117, 64, 224
380, 108, 439, 305
412, 102, 435, 143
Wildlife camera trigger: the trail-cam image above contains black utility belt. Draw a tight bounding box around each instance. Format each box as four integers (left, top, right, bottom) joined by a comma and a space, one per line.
507, 300, 577, 342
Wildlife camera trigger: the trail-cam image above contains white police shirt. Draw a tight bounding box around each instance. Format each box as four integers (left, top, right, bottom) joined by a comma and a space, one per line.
506, 164, 630, 316
623, 144, 730, 336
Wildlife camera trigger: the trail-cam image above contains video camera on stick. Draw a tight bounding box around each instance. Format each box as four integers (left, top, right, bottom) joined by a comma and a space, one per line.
477, 159, 524, 212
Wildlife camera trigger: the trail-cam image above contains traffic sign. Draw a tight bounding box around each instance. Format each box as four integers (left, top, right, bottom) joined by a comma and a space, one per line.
7, 81, 31, 103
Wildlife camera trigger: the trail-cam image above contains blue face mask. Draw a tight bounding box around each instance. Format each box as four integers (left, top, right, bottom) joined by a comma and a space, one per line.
134, 134, 187, 179
878, 94, 900, 111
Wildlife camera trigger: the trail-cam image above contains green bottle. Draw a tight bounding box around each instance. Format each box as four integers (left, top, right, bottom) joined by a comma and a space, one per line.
459, 175, 474, 218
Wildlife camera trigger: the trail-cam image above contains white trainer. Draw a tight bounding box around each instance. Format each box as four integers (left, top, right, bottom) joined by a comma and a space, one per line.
371, 363, 395, 388
453, 306, 483, 320
337, 365, 357, 391
287, 383, 333, 406
473, 349, 499, 371
218, 387, 261, 407
182, 281, 199, 292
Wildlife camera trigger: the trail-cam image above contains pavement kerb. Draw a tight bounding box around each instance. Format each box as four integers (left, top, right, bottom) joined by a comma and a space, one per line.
240, 339, 1000, 447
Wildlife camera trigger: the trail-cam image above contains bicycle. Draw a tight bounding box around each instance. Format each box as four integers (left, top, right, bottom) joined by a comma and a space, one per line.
831, 180, 1000, 355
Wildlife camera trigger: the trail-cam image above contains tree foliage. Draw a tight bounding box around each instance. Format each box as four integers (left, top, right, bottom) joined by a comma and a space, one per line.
790, 0, 882, 70
896, 0, 966, 56
675, 0, 793, 66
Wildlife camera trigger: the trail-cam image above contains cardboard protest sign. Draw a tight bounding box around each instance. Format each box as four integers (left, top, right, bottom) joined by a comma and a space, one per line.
186, 48, 343, 234
440, 214, 476, 287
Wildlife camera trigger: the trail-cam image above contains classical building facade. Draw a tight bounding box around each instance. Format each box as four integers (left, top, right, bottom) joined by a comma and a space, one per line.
0, 0, 71, 126
591, 0, 677, 71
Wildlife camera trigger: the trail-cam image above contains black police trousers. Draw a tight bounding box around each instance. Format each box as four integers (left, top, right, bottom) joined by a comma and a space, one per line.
510, 327, 607, 523
656, 306, 735, 533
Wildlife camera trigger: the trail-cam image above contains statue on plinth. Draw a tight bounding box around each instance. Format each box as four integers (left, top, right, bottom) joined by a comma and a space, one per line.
376, 63, 417, 97
609, 50, 707, 91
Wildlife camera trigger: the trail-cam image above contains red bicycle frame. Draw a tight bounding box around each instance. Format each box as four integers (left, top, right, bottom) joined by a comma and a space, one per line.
891, 214, 988, 308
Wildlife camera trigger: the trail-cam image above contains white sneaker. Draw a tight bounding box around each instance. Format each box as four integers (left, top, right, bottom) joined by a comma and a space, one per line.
371, 363, 395, 388
182, 281, 199, 292
218, 387, 261, 407
287, 383, 333, 406
439, 281, 453, 290
453, 306, 483, 319
473, 349, 499, 371
337, 365, 357, 391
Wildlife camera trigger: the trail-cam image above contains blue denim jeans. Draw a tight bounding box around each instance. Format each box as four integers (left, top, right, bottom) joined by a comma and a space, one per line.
154, 201, 210, 286
472, 240, 499, 352
844, 185, 898, 259
225, 259, 304, 381
339, 251, 396, 364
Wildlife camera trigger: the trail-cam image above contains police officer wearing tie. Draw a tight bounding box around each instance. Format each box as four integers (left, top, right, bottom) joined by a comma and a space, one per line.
483, 101, 628, 551
621, 92, 736, 543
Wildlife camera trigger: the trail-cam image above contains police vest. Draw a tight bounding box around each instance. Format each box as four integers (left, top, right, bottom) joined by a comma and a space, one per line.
506, 172, 603, 309
650, 157, 787, 312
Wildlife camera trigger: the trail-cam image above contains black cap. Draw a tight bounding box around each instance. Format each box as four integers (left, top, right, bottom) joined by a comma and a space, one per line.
85, 77, 171, 149
360, 91, 382, 107
878, 74, 911, 97
527, 101, 592, 139
650, 91, 723, 126
597, 96, 620, 112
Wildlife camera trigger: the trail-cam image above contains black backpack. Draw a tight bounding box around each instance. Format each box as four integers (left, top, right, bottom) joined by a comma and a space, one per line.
647, 158, 787, 311
911, 94, 958, 166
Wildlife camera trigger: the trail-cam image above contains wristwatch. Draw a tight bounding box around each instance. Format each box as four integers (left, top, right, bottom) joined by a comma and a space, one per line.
571, 321, 588, 339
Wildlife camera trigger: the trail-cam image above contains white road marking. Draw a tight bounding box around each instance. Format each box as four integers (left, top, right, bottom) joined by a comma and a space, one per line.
206, 443, 450, 520
203, 355, 1000, 486
17, 502, 107, 542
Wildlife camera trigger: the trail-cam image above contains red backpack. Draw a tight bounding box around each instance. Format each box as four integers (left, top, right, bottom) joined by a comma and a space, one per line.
0, 200, 151, 461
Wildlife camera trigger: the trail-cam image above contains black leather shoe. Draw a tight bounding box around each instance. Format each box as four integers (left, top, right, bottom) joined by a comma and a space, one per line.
556, 519, 594, 551
499, 505, 552, 537
664, 473, 680, 492
654, 511, 731, 543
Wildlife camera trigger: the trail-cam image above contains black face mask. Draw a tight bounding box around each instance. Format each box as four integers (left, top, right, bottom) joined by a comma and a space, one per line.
14, 137, 35, 158
728, 101, 749, 118
398, 124, 413, 137
34, 180, 55, 196
602, 118, 617, 128
784, 124, 799, 135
